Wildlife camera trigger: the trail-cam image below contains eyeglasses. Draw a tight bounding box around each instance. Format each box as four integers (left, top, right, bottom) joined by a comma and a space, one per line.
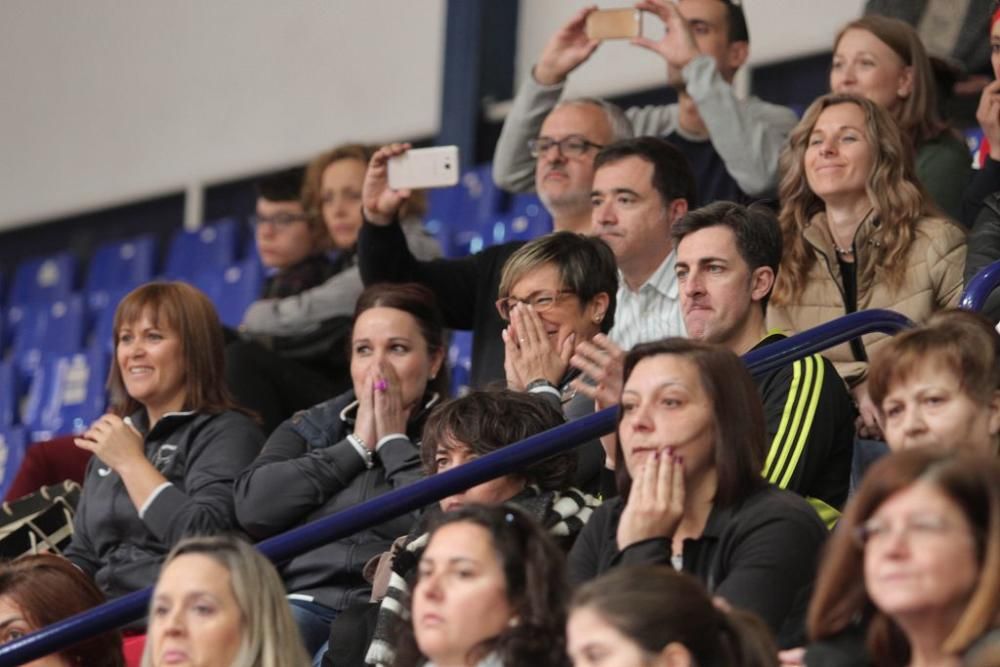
495, 289, 576, 321
527, 135, 604, 159
250, 213, 308, 229
852, 514, 962, 548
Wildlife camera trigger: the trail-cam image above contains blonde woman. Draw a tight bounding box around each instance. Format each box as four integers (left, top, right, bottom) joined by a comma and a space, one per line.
143, 535, 310, 667
767, 93, 965, 438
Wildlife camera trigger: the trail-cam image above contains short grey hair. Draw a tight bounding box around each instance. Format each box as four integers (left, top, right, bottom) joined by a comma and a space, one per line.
555, 97, 634, 143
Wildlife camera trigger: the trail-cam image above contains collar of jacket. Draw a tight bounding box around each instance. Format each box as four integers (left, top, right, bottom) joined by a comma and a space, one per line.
337, 391, 441, 426
802, 209, 883, 301
127, 408, 198, 440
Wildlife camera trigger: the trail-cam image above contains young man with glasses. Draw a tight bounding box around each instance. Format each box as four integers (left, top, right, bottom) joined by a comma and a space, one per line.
226, 167, 353, 434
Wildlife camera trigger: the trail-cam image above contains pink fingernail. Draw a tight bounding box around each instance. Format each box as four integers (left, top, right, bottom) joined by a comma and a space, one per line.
375, 379, 388, 392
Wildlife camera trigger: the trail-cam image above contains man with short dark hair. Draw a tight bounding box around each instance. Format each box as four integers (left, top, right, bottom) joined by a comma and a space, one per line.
590, 137, 695, 349
494, 0, 797, 206
673, 201, 854, 523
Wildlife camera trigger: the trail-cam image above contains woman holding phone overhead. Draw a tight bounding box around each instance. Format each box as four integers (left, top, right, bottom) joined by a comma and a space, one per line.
64, 282, 264, 601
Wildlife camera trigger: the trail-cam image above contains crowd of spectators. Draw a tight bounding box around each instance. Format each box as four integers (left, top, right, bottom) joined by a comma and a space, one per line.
3, 1, 1000, 666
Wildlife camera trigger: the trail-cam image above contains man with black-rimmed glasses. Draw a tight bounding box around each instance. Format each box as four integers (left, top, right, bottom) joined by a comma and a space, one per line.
357, 99, 633, 388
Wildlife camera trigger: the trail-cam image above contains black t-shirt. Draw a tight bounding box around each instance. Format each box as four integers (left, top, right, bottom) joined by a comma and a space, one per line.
663, 130, 750, 206
837, 257, 867, 362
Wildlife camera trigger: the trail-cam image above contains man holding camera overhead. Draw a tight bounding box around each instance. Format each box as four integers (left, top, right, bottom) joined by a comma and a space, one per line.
494, 0, 798, 206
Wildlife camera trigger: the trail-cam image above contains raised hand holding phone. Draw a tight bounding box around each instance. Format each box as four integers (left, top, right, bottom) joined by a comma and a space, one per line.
363, 143, 413, 226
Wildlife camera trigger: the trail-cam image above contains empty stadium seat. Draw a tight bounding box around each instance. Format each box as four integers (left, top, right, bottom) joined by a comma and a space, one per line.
448, 330, 473, 397
9, 253, 77, 307
190, 257, 264, 328
87, 286, 130, 353
0, 361, 19, 428
11, 295, 86, 380
459, 164, 506, 228
85, 234, 158, 294
23, 347, 109, 441
164, 218, 242, 281
504, 209, 553, 242
0, 427, 28, 500
424, 164, 508, 257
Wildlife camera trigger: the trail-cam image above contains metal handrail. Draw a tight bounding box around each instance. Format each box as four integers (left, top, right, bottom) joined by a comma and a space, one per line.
0, 308, 914, 665
959, 258, 1000, 313
0, 410, 616, 666
744, 309, 913, 376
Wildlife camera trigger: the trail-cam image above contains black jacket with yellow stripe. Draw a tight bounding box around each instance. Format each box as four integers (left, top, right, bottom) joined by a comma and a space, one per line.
751, 333, 855, 526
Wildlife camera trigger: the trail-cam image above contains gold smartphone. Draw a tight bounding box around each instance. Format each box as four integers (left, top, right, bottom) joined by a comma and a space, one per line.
585, 8, 642, 40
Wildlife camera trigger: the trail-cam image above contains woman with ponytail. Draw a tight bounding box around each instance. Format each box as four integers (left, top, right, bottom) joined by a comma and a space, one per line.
567, 564, 778, 667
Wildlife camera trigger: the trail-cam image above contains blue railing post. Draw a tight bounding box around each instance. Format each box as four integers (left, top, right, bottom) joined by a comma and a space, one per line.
0, 308, 916, 665
959, 258, 1000, 313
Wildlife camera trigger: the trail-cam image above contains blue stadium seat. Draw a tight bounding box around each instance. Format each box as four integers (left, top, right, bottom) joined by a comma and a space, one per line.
0, 361, 19, 428
216, 259, 265, 328
459, 164, 506, 228
424, 164, 507, 257
505, 194, 553, 242
164, 218, 241, 281
12, 296, 86, 380
85, 234, 158, 294
425, 186, 467, 257
190, 257, 264, 328
509, 192, 546, 217
9, 253, 77, 307
0, 427, 28, 500
448, 330, 473, 397
87, 286, 130, 353
23, 347, 109, 441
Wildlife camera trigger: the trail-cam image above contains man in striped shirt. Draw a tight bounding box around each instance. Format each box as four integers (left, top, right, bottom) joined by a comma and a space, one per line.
590, 137, 695, 350
673, 201, 854, 525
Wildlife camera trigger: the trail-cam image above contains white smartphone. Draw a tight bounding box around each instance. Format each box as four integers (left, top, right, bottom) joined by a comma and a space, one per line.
585, 8, 642, 40
387, 146, 460, 190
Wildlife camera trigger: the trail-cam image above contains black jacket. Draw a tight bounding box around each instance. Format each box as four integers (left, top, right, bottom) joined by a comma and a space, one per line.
64, 409, 264, 598
234, 389, 429, 612
965, 191, 1000, 322
567, 485, 828, 648
358, 218, 523, 388
752, 334, 855, 523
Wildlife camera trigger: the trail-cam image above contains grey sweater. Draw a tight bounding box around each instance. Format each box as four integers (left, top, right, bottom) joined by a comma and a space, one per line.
241, 217, 441, 337
492, 55, 799, 199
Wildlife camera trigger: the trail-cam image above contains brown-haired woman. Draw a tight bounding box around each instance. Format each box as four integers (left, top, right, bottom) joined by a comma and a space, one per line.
394, 504, 571, 667
829, 15, 971, 219
767, 93, 965, 438
234, 282, 447, 658
0, 554, 125, 667
568, 565, 778, 667
567, 338, 828, 648
65, 282, 264, 601
805, 449, 1000, 666
868, 309, 1000, 456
